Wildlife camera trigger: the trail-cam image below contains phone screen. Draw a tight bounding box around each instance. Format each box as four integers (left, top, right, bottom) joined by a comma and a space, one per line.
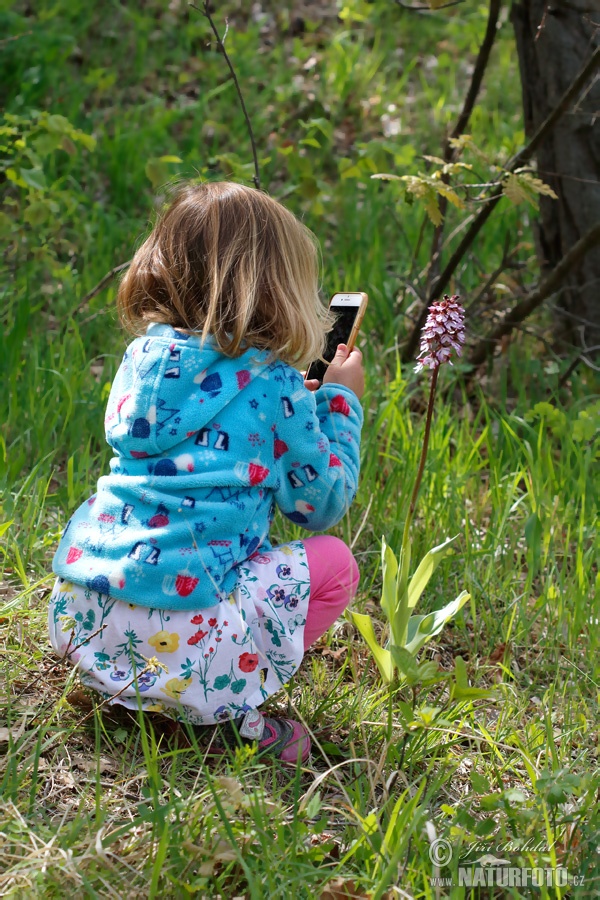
305, 303, 361, 383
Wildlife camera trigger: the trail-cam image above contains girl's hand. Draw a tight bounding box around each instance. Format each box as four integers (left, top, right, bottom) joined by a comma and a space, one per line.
323, 344, 364, 399
303, 378, 320, 392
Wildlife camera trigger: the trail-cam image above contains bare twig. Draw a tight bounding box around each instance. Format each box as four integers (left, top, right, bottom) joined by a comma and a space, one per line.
72, 3, 262, 316
394, 0, 464, 9
447, 0, 503, 153
0, 30, 33, 48
64, 624, 107, 657
402, 42, 600, 362
466, 222, 600, 371
463, 233, 520, 316
350, 494, 374, 550
425, 0, 502, 293
558, 327, 600, 381
75, 259, 132, 314
558, 353, 585, 387
191, 1, 261, 190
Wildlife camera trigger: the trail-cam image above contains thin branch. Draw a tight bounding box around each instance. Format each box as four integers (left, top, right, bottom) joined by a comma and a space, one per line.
402, 42, 600, 362
466, 222, 600, 371
72, 3, 263, 316
558, 353, 584, 387
425, 0, 502, 300
446, 0, 503, 151
394, 0, 464, 9
191, 2, 261, 190
510, 320, 570, 362
463, 233, 520, 316
0, 30, 33, 48
64, 624, 107, 657
75, 259, 132, 313
508, 44, 600, 169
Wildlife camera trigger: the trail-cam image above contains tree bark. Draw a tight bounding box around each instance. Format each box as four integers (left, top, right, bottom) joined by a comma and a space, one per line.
511, 0, 600, 355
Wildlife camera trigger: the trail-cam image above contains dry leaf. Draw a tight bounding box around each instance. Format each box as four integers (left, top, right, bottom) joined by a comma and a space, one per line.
215, 776, 247, 807
198, 861, 216, 876
504, 174, 529, 205
66, 689, 94, 711
488, 643, 506, 663
90, 363, 104, 382
71, 753, 119, 774
321, 646, 347, 661
213, 840, 239, 864
320, 877, 370, 899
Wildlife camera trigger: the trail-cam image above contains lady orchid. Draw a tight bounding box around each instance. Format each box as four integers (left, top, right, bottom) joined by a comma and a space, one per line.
409, 294, 466, 518
415, 294, 466, 372
351, 294, 471, 687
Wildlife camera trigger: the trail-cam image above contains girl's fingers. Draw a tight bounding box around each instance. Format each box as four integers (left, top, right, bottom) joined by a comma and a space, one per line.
304, 378, 320, 392
331, 343, 349, 362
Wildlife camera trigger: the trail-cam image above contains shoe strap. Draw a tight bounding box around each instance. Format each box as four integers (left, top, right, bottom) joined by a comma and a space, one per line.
239, 708, 265, 740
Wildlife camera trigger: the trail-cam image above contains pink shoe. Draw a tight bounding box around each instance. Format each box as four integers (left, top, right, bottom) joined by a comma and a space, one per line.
217, 709, 311, 763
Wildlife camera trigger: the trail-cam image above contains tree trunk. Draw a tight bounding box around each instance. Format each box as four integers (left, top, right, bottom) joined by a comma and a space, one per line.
511, 0, 600, 356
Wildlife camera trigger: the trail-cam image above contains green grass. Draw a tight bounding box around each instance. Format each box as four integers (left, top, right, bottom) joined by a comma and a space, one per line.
2, 1, 599, 896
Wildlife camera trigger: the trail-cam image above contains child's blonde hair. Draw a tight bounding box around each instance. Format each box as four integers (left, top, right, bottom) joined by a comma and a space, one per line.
117, 181, 331, 367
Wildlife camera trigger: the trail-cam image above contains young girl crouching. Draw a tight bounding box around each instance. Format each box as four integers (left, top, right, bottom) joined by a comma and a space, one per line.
50, 182, 364, 762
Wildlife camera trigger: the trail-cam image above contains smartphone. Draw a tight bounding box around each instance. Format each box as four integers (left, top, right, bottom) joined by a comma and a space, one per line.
305, 292, 368, 384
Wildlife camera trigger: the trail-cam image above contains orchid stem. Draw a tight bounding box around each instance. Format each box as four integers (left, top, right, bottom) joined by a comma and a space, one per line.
402, 365, 439, 549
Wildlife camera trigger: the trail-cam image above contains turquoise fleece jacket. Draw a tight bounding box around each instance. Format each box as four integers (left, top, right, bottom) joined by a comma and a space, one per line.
53, 324, 363, 610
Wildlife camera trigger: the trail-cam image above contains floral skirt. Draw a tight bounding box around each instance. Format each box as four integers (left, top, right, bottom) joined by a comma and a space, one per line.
48, 542, 310, 725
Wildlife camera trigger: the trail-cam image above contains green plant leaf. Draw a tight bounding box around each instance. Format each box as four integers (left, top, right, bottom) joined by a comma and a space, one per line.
451, 655, 494, 700
76, 132, 97, 151
396, 700, 416, 727
573, 410, 598, 442
407, 534, 459, 611
145, 156, 181, 189
0, 520, 14, 539
524, 512, 542, 571
405, 590, 470, 656
389, 647, 441, 686
536, 771, 581, 805
24, 200, 51, 226
350, 612, 393, 683
45, 114, 72, 134
415, 660, 442, 684
381, 537, 398, 623
371, 173, 403, 181
300, 137, 321, 149
390, 645, 419, 679
19, 167, 47, 191
32, 133, 63, 157
397, 531, 411, 642
471, 772, 491, 793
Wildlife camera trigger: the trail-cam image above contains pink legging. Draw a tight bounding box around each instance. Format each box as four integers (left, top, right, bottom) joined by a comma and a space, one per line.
302, 535, 359, 650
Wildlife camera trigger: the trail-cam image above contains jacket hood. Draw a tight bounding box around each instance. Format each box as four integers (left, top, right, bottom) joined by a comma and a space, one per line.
104, 324, 269, 459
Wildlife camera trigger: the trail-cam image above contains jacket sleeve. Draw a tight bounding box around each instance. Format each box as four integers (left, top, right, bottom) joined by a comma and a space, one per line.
272, 369, 363, 531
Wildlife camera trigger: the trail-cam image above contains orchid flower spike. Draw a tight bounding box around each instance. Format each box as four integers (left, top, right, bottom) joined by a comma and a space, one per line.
414, 294, 466, 373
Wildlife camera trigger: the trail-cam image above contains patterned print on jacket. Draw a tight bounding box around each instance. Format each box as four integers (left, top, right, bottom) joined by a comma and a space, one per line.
52, 324, 363, 611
